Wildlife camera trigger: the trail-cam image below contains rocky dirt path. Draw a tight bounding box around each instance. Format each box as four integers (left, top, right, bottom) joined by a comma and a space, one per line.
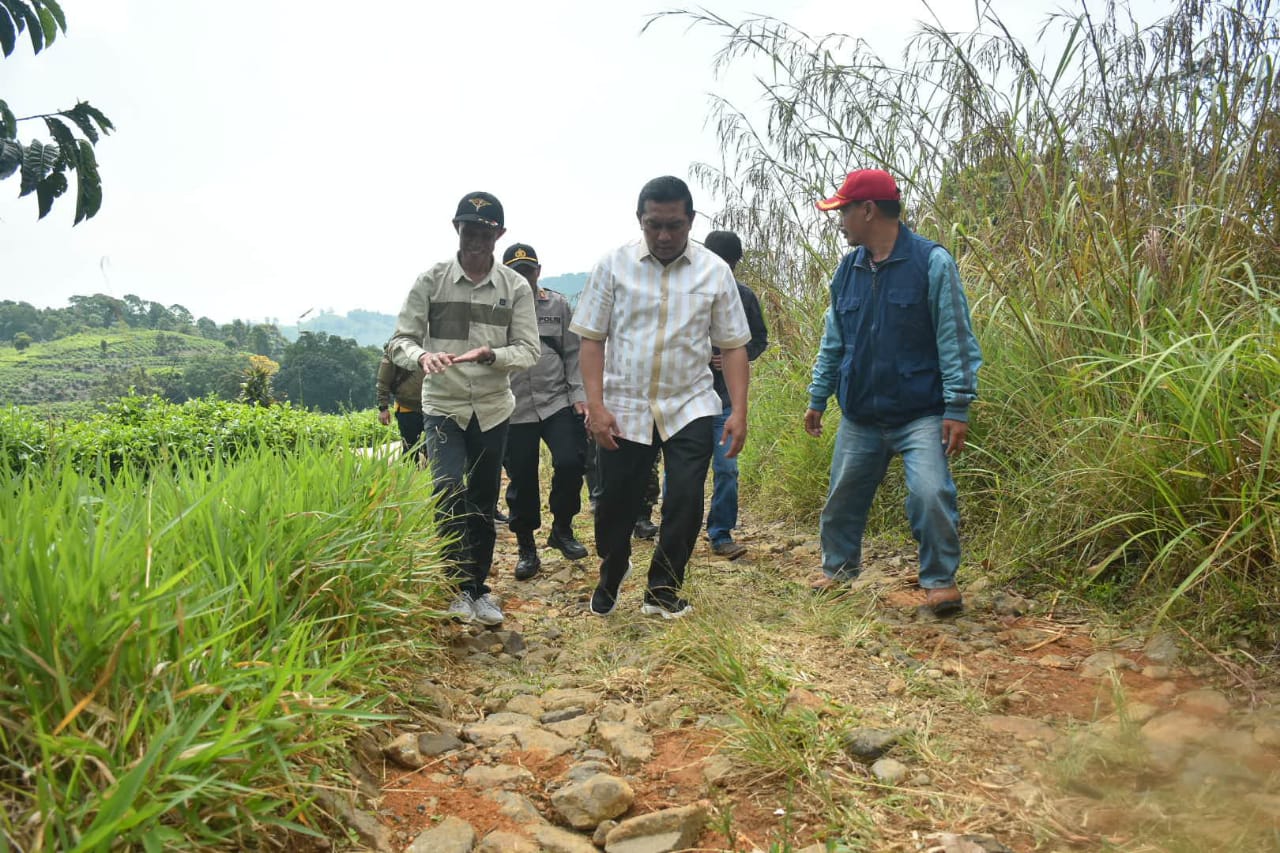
340, 511, 1280, 853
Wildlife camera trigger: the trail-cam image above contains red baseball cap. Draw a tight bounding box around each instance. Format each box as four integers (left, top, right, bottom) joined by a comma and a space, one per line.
815, 169, 901, 211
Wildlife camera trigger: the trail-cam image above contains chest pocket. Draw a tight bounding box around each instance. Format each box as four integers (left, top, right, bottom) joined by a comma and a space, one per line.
887, 280, 926, 308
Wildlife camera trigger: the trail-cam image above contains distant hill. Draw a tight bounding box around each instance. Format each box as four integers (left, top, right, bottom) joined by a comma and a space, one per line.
0, 330, 253, 417
278, 272, 590, 345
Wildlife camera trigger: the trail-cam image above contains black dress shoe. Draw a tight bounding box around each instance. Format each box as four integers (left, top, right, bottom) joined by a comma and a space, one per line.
493, 508, 510, 525
633, 518, 658, 540
547, 524, 588, 560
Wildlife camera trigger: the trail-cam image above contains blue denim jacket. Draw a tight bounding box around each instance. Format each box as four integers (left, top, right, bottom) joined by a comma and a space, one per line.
808, 224, 982, 425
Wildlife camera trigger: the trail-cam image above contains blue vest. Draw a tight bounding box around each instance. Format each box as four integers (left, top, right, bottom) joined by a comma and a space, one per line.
833, 224, 945, 425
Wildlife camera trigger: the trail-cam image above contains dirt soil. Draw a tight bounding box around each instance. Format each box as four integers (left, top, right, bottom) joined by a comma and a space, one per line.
368, 508, 1280, 852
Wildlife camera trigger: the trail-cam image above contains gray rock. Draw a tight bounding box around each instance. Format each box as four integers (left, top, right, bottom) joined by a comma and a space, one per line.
596, 721, 655, 769
1177, 688, 1231, 719
313, 790, 392, 853
702, 754, 735, 785
530, 824, 600, 853
461, 763, 534, 788
504, 693, 543, 717
604, 801, 710, 853
514, 726, 577, 757
842, 728, 899, 762
542, 688, 604, 711
547, 714, 596, 740
382, 732, 425, 769
541, 706, 586, 724
408, 815, 476, 853
418, 731, 465, 757
484, 789, 545, 824
594, 820, 620, 846
641, 696, 685, 728
476, 830, 538, 853
462, 712, 537, 748
494, 629, 526, 655
871, 757, 910, 785
551, 773, 635, 829
1080, 651, 1140, 678
561, 759, 615, 783
982, 715, 1059, 742
992, 591, 1032, 616
1143, 631, 1181, 664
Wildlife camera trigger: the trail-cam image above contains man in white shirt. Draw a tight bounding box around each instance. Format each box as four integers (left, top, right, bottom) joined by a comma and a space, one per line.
571, 176, 752, 619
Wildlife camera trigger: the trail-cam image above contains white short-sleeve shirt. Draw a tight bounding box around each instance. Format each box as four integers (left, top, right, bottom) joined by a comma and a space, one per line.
570, 239, 751, 444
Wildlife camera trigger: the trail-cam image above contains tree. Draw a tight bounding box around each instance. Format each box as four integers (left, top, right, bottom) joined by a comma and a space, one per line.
238, 355, 279, 407
0, 0, 113, 222
13, 332, 31, 351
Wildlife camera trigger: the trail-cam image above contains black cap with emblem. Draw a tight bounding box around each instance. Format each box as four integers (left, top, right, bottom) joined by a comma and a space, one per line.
502, 243, 539, 269
453, 191, 504, 228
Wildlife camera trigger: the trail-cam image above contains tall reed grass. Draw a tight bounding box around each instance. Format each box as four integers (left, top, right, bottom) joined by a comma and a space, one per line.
0, 431, 448, 849
661, 0, 1280, 643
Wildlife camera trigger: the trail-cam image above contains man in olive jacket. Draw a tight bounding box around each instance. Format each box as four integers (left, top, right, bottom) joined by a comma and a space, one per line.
388, 191, 540, 626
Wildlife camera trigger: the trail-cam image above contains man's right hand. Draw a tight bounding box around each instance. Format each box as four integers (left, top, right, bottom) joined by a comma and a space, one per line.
804, 408, 824, 438
378, 409, 392, 426
419, 351, 456, 374
587, 403, 622, 451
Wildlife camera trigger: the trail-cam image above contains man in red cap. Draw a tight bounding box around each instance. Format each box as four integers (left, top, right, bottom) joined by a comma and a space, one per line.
804, 169, 983, 617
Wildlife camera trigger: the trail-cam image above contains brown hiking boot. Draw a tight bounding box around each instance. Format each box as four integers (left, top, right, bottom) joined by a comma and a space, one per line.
711, 540, 748, 560
925, 585, 963, 617
809, 573, 852, 595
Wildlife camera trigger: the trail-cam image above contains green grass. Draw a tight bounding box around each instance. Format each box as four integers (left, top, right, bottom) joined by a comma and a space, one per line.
678, 0, 1280, 646
0, 403, 450, 850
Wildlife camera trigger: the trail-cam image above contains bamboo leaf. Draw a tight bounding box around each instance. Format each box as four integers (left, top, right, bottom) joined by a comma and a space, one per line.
43, 116, 78, 168
73, 138, 102, 223
0, 5, 16, 56
39, 0, 64, 32
0, 138, 20, 179
62, 103, 99, 143
0, 99, 14, 138
19, 0, 41, 53
36, 3, 53, 47
18, 139, 57, 197
35, 168, 67, 218
78, 101, 115, 135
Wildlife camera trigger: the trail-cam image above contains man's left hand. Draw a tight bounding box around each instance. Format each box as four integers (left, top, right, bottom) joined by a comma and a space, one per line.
941, 419, 969, 456
453, 345, 495, 365
720, 410, 747, 459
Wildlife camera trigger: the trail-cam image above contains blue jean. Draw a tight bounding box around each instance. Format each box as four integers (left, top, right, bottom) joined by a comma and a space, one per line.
705, 404, 738, 545
819, 414, 961, 589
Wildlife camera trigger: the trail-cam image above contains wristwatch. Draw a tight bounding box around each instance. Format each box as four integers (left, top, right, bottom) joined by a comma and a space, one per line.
378, 405, 389, 412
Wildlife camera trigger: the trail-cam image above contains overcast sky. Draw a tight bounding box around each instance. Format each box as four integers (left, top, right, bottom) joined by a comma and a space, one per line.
2, 0, 1139, 325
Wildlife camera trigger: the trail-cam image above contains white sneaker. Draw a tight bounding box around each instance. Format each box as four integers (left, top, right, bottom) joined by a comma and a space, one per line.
446, 592, 475, 623
472, 592, 504, 626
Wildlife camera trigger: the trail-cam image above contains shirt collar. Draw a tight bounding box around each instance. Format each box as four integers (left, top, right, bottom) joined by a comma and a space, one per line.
448, 255, 497, 287
634, 237, 693, 269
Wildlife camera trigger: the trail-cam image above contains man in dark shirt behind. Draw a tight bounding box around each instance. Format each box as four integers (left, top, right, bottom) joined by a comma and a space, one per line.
702, 231, 768, 560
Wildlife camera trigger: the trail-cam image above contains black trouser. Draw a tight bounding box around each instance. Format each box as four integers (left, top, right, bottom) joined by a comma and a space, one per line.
594, 417, 713, 600
504, 406, 586, 535
423, 414, 508, 597
585, 440, 660, 516
395, 409, 425, 460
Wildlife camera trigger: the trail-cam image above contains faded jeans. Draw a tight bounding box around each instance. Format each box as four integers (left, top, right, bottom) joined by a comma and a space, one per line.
704, 404, 739, 545
819, 414, 961, 590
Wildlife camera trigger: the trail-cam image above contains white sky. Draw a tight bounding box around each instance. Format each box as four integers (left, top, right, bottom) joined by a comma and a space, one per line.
1, 0, 1138, 324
